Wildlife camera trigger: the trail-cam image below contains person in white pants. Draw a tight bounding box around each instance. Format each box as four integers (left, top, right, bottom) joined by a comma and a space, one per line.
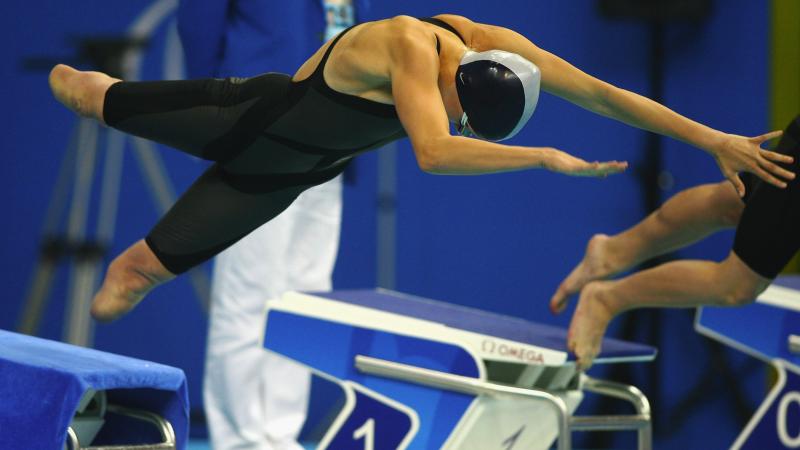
176, 1, 361, 448
204, 180, 342, 449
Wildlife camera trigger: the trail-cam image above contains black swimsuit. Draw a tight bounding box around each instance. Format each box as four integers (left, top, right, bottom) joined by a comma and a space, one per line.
104, 18, 465, 274
104, 24, 409, 273
734, 116, 800, 278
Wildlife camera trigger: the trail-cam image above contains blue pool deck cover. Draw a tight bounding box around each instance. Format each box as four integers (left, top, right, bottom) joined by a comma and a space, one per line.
697, 275, 800, 366
0, 330, 189, 450
314, 289, 657, 362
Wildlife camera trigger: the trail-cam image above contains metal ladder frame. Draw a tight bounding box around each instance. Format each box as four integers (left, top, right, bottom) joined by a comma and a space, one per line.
355, 354, 652, 450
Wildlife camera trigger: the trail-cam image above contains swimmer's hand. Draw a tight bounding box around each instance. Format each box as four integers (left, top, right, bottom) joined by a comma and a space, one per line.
713, 131, 795, 197
541, 148, 628, 177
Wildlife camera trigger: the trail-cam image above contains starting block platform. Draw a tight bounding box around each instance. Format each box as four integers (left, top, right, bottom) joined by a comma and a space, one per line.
696, 275, 800, 450
0, 330, 189, 450
263, 289, 657, 450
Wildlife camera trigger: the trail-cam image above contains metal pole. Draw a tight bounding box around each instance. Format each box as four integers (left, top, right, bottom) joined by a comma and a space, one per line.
96, 130, 127, 242
17, 125, 82, 335
582, 376, 652, 450
355, 354, 572, 450
64, 119, 100, 346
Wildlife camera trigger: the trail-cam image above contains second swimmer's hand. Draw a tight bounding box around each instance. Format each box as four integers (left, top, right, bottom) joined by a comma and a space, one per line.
712, 131, 795, 196
541, 148, 628, 177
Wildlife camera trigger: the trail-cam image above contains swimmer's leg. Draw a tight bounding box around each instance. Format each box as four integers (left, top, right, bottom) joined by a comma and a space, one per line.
91, 163, 343, 322
568, 251, 769, 371
49, 64, 290, 160
551, 180, 743, 312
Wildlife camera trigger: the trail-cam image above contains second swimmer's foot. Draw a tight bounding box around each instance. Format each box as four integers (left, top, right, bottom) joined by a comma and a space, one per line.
550, 234, 620, 314
567, 281, 615, 371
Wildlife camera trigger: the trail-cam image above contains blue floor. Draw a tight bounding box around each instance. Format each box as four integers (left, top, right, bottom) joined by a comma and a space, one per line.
187, 440, 315, 449
187, 441, 211, 450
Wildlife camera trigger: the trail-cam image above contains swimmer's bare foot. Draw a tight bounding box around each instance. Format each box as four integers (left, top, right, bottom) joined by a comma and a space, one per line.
567, 281, 615, 371
91, 285, 146, 323
90, 240, 174, 323
49, 64, 120, 123
550, 234, 622, 314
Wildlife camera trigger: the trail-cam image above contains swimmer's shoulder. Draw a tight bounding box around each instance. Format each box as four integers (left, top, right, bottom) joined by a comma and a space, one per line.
430, 14, 482, 44
431, 14, 520, 50
364, 15, 439, 54
368, 14, 478, 43
430, 14, 476, 30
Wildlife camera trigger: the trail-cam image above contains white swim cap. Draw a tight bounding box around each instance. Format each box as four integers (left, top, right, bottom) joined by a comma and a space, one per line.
455, 50, 541, 141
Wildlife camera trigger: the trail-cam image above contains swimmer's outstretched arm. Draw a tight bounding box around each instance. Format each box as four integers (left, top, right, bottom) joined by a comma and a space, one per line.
390, 26, 628, 178
441, 15, 794, 195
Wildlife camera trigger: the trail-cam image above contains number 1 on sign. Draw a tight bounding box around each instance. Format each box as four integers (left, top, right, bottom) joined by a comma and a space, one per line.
353, 418, 375, 450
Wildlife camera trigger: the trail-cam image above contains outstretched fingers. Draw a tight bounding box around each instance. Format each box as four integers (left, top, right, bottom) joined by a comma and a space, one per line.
596, 161, 629, 176
755, 129, 783, 144
761, 148, 795, 165
544, 148, 629, 177
575, 160, 629, 177
758, 156, 794, 183
753, 130, 795, 187
754, 163, 790, 189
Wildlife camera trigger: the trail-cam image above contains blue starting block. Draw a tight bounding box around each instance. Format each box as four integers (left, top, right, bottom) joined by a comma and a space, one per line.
696, 275, 800, 450
0, 330, 189, 450
262, 289, 657, 450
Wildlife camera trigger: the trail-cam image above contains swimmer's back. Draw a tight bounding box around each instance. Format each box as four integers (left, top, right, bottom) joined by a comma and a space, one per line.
293, 15, 479, 106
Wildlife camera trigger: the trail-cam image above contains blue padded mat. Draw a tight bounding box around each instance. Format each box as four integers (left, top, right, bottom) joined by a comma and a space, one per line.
0, 329, 189, 450
697, 275, 800, 365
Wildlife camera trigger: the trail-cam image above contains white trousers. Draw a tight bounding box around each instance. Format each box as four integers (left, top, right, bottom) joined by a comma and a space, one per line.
204, 176, 342, 450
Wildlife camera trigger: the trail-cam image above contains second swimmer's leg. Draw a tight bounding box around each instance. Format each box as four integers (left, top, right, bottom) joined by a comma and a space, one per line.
568, 251, 769, 371
550, 180, 744, 312
568, 115, 800, 370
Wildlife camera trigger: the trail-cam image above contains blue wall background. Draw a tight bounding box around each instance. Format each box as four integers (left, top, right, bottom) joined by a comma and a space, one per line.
0, 1, 771, 448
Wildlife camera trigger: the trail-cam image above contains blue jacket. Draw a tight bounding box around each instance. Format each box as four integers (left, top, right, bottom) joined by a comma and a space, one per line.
177, 0, 373, 78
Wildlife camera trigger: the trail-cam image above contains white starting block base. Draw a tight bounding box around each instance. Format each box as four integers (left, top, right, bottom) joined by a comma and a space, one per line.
262, 289, 656, 450
445, 389, 584, 449
697, 276, 800, 450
